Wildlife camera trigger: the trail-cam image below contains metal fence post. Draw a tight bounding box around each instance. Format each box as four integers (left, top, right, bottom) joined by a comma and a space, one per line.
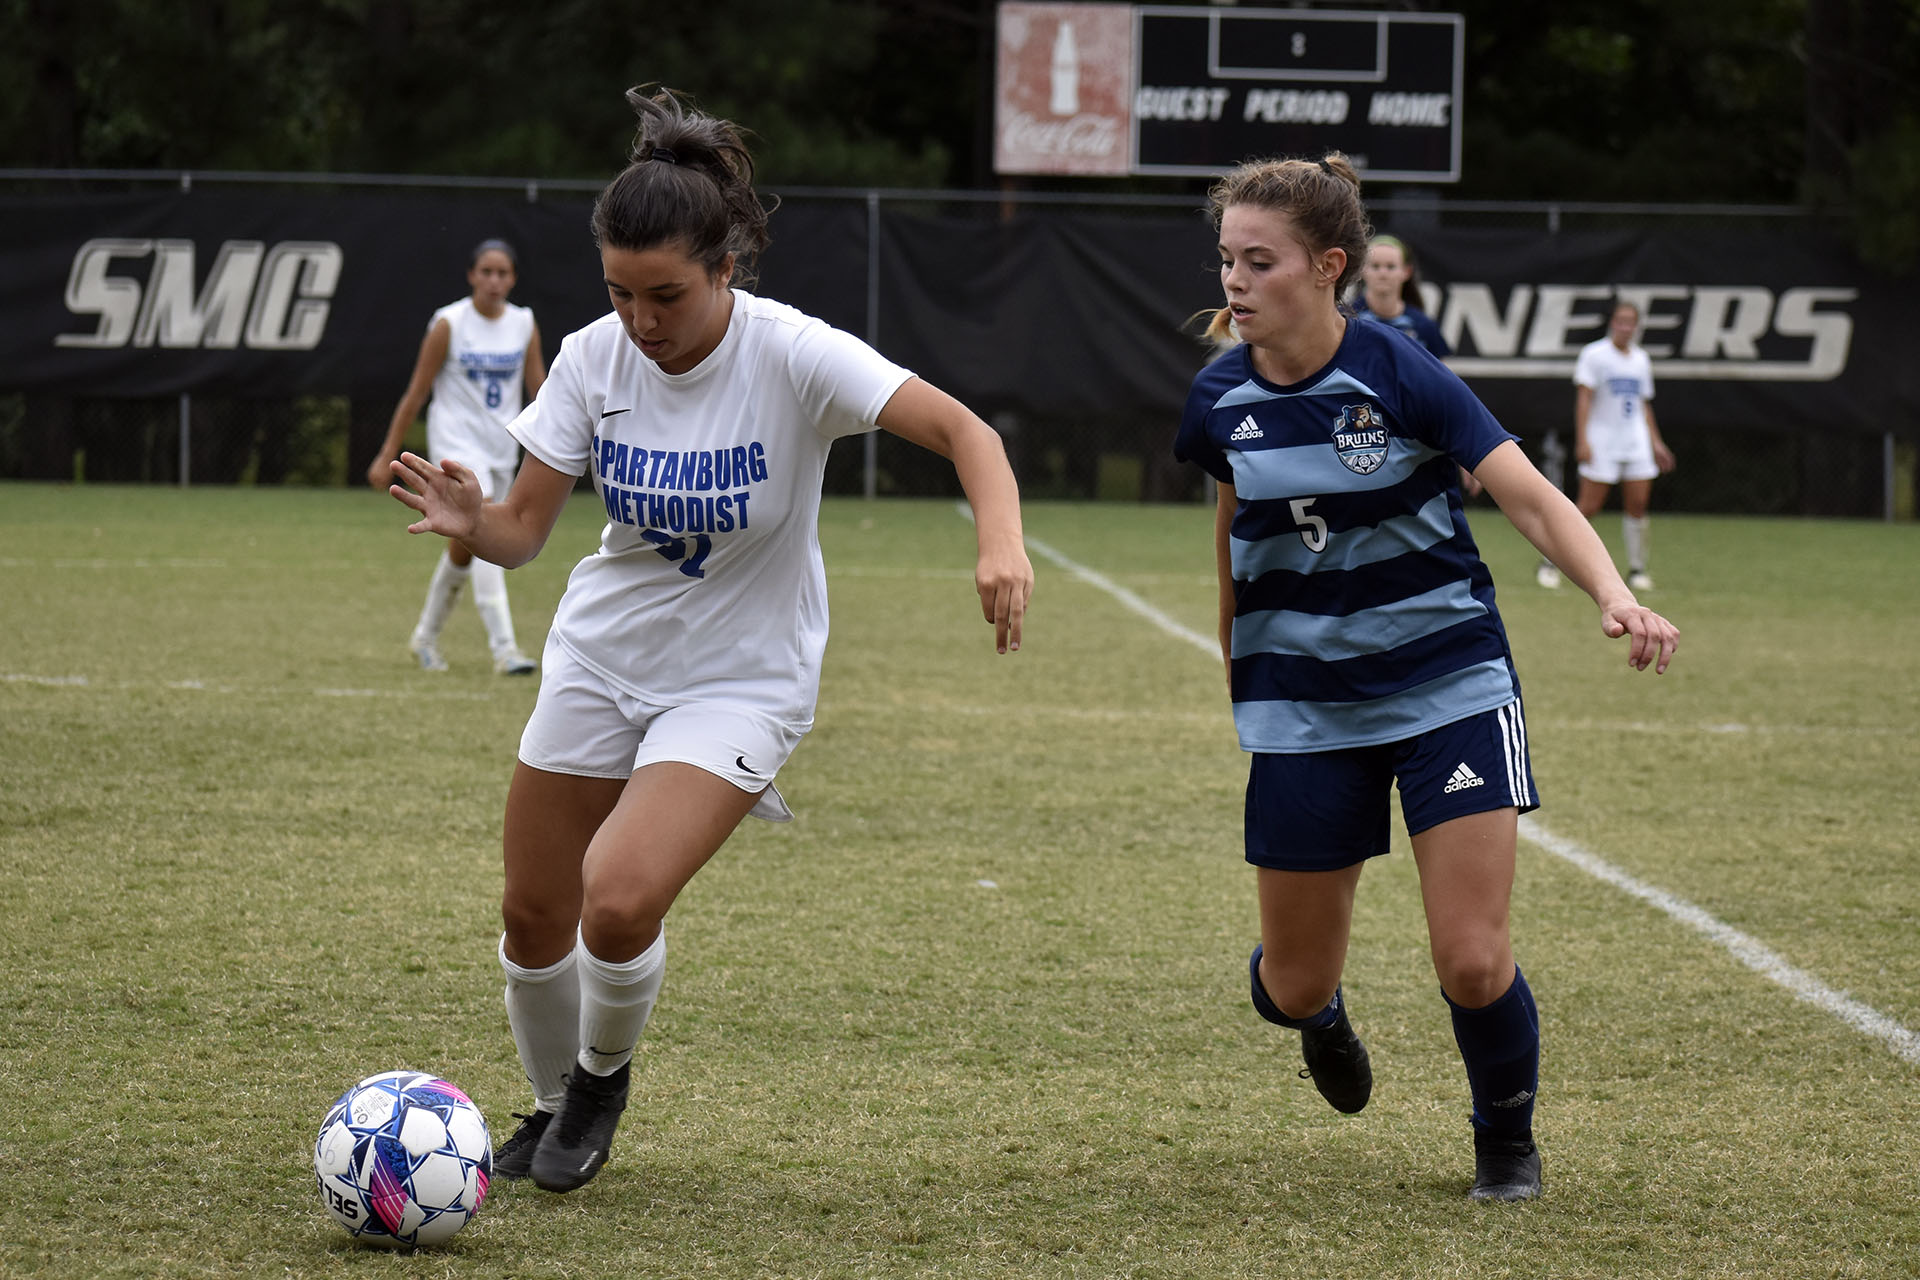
1886, 430, 1897, 521
179, 172, 193, 487
863, 189, 880, 500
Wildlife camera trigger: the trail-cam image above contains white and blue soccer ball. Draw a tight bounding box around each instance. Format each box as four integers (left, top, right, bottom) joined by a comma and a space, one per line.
313, 1070, 492, 1248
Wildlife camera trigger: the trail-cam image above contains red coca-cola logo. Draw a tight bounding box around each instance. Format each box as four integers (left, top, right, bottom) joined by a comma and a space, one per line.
1000, 109, 1121, 159
995, 2, 1133, 176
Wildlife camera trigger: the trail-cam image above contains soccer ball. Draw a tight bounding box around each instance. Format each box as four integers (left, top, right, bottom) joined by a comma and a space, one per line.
313, 1071, 492, 1248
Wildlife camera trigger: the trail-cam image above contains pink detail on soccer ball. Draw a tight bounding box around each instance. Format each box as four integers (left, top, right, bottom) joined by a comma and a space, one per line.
421, 1079, 474, 1107
367, 1157, 411, 1235
474, 1168, 490, 1208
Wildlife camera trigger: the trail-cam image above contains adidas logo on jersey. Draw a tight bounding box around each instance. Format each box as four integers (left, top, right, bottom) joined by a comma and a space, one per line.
1443, 762, 1486, 793
1229, 415, 1263, 442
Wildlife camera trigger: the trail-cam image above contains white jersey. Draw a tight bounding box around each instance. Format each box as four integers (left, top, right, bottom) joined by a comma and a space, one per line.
1573, 337, 1654, 445
427, 297, 536, 472
508, 291, 912, 729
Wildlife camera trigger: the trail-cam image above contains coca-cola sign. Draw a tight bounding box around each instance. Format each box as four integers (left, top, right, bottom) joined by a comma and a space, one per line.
996, 3, 1465, 183
994, 2, 1133, 176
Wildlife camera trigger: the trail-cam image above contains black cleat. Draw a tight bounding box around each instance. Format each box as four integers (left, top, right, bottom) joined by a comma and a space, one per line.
1249, 946, 1373, 1115
1469, 1132, 1542, 1202
530, 1063, 630, 1193
1298, 998, 1373, 1115
490, 1109, 553, 1180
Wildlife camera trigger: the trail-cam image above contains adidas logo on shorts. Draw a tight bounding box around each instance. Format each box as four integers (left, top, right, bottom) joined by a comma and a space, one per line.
1229, 415, 1263, 442
1443, 762, 1485, 794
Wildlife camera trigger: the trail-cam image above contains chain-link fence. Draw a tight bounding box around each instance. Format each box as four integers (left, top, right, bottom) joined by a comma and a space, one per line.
826, 394, 1911, 517
2, 174, 1910, 517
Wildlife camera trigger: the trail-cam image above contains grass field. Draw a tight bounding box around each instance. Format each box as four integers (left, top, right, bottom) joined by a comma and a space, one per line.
1, 482, 1916, 1279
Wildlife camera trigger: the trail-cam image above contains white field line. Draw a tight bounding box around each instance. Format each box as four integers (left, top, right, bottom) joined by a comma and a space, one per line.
1521, 820, 1920, 1065
827, 699, 1227, 726
1023, 534, 1221, 660
1008, 514, 1920, 1065
7, 673, 1895, 743
1, 672, 496, 701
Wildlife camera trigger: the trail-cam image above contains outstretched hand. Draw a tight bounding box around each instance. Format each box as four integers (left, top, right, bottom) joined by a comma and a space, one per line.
976, 540, 1034, 655
387, 452, 483, 540
1600, 600, 1680, 674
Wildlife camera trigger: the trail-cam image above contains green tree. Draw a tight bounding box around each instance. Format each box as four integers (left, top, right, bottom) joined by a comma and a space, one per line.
7, 0, 1920, 268
1449, 0, 1808, 201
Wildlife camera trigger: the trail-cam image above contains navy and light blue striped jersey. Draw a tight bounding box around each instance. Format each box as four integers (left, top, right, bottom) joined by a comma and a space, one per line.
1174, 315, 1520, 753
1350, 295, 1451, 358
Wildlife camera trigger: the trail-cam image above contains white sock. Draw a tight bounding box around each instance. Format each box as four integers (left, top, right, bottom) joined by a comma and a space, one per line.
1623, 515, 1650, 573
500, 935, 580, 1115
414, 551, 470, 643
577, 926, 666, 1078
469, 557, 520, 658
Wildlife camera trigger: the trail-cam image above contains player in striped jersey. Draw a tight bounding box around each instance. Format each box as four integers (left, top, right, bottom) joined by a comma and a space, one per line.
1351, 234, 1449, 358
1175, 153, 1679, 1202
1350, 233, 1483, 499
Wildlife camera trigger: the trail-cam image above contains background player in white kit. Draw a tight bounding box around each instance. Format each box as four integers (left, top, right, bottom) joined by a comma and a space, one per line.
1536, 299, 1675, 592
385, 86, 1033, 1194
368, 238, 546, 673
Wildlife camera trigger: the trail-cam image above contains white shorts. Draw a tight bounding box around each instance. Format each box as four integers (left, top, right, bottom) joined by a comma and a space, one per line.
426, 427, 517, 501
1578, 431, 1659, 485
517, 637, 798, 822
474, 465, 515, 503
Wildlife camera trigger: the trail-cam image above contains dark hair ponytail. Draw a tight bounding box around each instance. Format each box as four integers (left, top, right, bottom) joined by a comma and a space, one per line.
591, 85, 773, 287
469, 237, 517, 269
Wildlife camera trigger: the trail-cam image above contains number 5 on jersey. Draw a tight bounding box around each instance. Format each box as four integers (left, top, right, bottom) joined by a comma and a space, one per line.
1290, 498, 1329, 553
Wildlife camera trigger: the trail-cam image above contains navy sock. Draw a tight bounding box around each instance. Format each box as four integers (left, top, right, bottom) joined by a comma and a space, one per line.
1446, 965, 1539, 1139
1249, 945, 1342, 1030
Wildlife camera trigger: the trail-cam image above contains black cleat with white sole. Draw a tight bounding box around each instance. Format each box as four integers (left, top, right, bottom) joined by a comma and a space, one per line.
530, 1063, 630, 1193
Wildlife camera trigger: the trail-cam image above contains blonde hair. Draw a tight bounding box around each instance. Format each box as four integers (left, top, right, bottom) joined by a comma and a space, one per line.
1201, 153, 1371, 346
1367, 233, 1426, 311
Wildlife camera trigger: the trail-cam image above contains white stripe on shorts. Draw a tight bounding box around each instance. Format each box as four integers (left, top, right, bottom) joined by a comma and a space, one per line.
1497, 701, 1533, 806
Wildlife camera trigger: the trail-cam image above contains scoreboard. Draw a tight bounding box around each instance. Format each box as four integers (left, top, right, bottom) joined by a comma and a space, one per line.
1132, 7, 1464, 181
994, 3, 1464, 182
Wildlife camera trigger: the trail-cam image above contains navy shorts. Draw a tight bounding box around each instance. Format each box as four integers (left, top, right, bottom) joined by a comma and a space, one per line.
1244, 700, 1539, 872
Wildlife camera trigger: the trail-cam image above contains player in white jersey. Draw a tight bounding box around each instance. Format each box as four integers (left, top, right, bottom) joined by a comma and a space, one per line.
1185, 153, 1678, 1202
384, 87, 1032, 1194
367, 239, 546, 673
1537, 300, 1675, 591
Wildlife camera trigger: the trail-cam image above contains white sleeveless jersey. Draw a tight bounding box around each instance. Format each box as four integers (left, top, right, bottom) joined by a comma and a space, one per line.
507, 291, 912, 729
1573, 338, 1654, 443
426, 297, 536, 471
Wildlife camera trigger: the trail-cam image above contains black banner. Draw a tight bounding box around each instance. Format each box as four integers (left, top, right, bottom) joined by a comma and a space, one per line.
2, 190, 1912, 440
1406, 228, 1910, 440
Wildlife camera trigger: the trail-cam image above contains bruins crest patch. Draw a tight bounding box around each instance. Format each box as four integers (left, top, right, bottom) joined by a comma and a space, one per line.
1332, 403, 1389, 475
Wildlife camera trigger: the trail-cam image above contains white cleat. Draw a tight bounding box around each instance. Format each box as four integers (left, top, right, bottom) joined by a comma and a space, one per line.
410, 636, 449, 672
1627, 570, 1654, 592
494, 649, 537, 676
1534, 563, 1562, 589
